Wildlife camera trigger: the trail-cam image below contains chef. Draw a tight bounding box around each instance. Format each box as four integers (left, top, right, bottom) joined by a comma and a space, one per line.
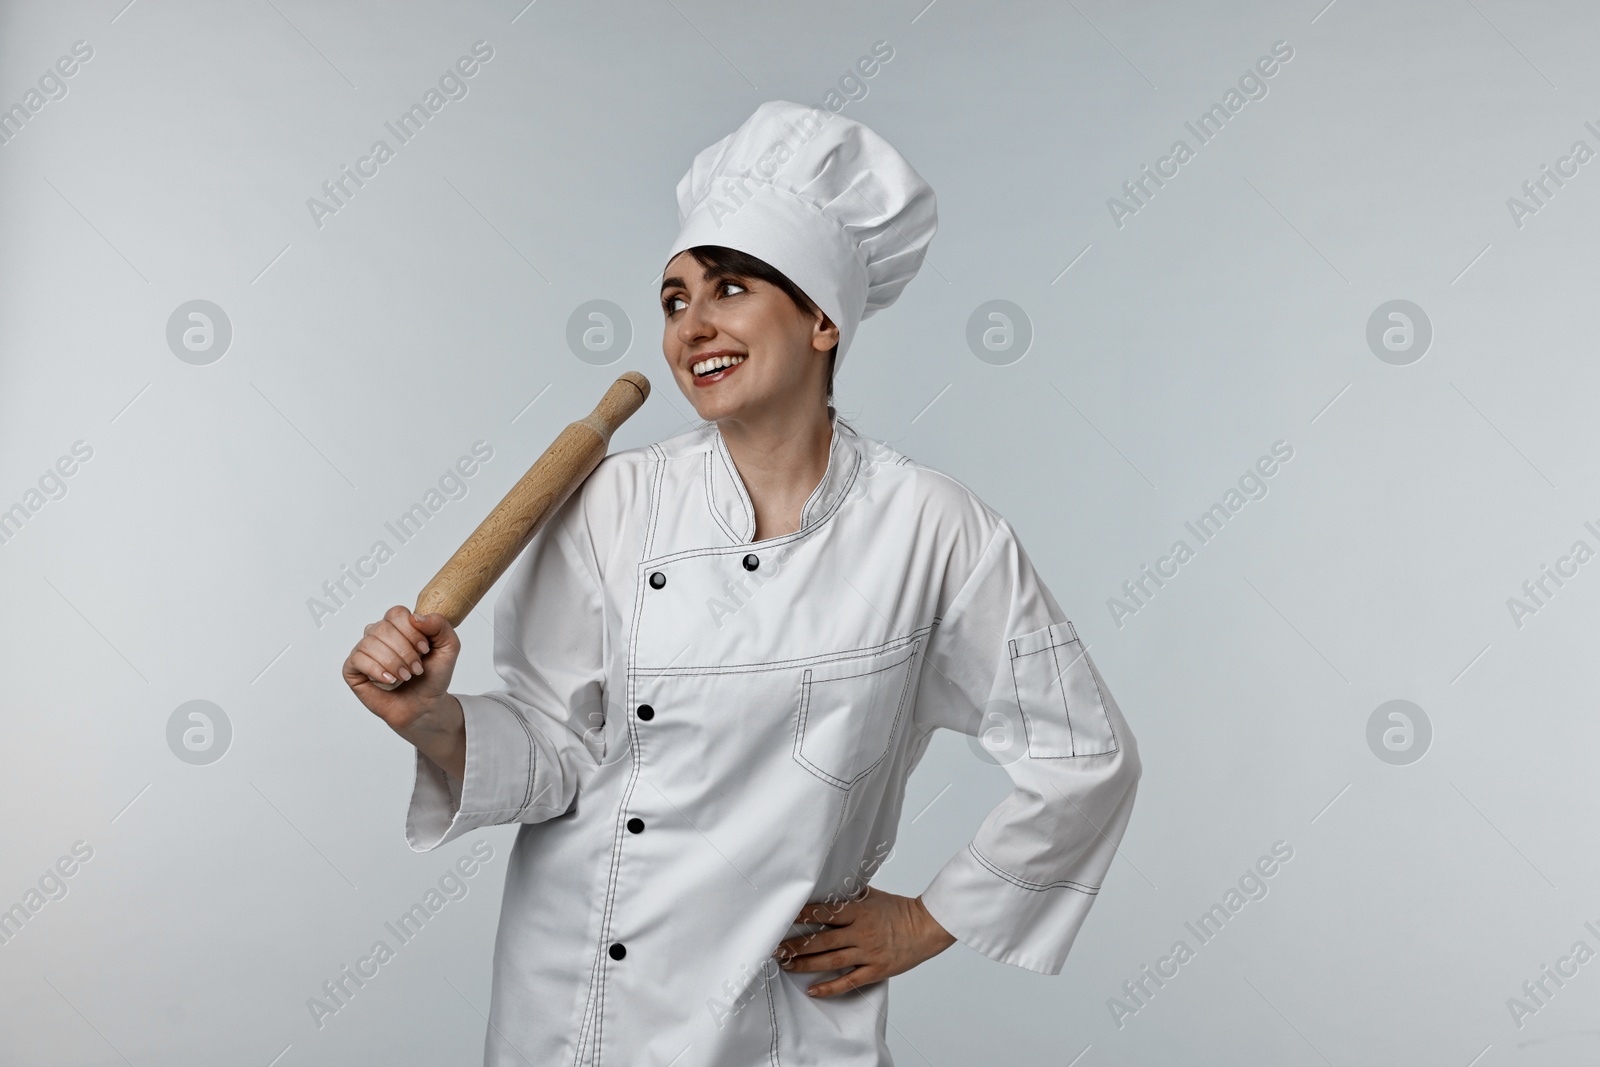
343, 99, 1142, 1066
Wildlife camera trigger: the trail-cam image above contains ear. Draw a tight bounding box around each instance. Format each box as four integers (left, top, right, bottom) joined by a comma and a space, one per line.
811, 310, 840, 353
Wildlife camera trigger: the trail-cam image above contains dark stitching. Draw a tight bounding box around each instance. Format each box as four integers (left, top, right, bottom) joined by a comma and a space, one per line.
642, 443, 665, 560
839, 641, 920, 784
824, 778, 852, 854
969, 843, 1099, 895
572, 939, 597, 1067
1045, 640, 1077, 757
1008, 634, 1119, 760
712, 431, 758, 542
1006, 620, 1080, 660
1051, 638, 1119, 757
643, 442, 863, 567
1083, 649, 1119, 754
792, 641, 922, 789
808, 647, 917, 685
573, 950, 597, 1067
1005, 653, 1030, 754
766, 969, 781, 1066
792, 669, 840, 788
598, 509, 667, 1065
705, 450, 745, 545
886, 637, 920, 750
796, 424, 843, 529
635, 626, 932, 678
593, 667, 644, 1065
577, 445, 665, 1067
577, 940, 601, 1060
991, 748, 1117, 762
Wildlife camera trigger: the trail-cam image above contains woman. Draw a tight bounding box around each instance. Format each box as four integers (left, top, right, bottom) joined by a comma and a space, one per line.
344, 101, 1141, 1067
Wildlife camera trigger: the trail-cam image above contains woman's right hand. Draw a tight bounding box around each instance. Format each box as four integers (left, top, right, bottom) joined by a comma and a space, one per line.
342, 605, 467, 779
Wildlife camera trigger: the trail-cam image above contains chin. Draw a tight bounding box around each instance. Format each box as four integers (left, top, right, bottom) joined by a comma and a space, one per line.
681, 386, 730, 422
680, 379, 745, 422
693, 399, 740, 424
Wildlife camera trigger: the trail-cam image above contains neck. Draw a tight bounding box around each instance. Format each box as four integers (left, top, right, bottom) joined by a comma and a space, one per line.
716, 404, 834, 541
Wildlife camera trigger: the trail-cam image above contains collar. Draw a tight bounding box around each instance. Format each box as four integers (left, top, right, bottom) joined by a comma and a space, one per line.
705, 412, 861, 545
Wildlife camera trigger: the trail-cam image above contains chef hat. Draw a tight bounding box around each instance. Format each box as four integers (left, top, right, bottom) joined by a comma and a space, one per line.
662, 100, 937, 369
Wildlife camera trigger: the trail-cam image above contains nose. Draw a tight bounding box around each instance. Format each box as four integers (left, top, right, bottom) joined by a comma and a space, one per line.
675, 296, 714, 348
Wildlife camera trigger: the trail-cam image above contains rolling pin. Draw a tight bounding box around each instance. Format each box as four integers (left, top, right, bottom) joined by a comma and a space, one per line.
375, 371, 649, 691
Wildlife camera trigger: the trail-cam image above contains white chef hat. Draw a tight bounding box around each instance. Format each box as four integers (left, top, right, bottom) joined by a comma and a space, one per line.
662, 100, 937, 370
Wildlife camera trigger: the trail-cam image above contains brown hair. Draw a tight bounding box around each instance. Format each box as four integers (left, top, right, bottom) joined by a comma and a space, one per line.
679, 245, 838, 410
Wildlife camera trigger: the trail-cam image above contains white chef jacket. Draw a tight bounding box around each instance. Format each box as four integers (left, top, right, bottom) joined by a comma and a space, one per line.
405, 412, 1142, 1067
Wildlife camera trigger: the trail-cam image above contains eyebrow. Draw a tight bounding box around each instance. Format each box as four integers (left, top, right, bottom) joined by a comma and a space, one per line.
660, 265, 748, 293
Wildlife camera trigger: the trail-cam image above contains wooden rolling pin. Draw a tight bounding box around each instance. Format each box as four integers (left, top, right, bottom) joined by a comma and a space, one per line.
375, 371, 649, 691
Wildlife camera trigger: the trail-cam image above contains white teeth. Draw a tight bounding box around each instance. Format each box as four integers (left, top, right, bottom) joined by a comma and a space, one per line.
692, 354, 746, 377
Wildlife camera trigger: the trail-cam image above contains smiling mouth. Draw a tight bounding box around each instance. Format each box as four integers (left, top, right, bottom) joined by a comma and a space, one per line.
692, 353, 747, 378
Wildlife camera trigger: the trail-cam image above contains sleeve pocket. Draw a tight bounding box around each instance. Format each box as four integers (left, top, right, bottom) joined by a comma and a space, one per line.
1007, 621, 1117, 758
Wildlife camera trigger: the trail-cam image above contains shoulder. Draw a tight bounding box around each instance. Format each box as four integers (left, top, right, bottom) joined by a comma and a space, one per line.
839, 418, 1006, 545
837, 420, 1029, 605
577, 422, 710, 507
556, 421, 710, 557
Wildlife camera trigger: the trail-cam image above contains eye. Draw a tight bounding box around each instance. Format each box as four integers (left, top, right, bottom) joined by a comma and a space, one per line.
662, 279, 748, 316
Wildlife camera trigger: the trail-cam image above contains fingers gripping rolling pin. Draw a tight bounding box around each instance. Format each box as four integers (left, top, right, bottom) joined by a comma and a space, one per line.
373, 371, 649, 691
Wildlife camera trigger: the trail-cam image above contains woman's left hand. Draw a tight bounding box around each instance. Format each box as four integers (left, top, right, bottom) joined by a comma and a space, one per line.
773, 887, 957, 998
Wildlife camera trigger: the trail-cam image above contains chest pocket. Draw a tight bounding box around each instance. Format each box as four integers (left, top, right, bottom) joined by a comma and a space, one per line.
1008, 621, 1117, 758
793, 637, 922, 789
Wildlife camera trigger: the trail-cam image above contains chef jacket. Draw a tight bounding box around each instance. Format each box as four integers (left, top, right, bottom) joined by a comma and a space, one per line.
405, 411, 1142, 1067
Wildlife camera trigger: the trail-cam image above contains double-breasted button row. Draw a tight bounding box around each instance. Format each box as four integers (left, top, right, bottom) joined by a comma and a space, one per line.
626, 549, 760, 972
650, 555, 758, 590
618, 708, 650, 955
611, 814, 648, 959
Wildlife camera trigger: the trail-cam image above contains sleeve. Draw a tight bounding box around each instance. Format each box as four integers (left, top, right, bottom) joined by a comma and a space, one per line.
912, 518, 1142, 975
404, 494, 608, 852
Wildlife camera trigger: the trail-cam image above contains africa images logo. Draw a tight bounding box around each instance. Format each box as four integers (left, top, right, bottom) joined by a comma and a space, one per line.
304, 42, 495, 230
1106, 441, 1294, 628
1107, 841, 1295, 1029
306, 441, 494, 629
1105, 39, 1294, 229
306, 841, 495, 1029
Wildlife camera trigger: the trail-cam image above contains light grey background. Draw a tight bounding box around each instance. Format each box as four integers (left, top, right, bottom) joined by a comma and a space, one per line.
2, 0, 1595, 1063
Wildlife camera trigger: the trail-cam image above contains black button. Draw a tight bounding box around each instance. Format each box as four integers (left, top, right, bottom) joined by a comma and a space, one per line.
636, 704, 654, 721
742, 553, 759, 571
609, 942, 626, 960
627, 817, 645, 834
648, 571, 665, 589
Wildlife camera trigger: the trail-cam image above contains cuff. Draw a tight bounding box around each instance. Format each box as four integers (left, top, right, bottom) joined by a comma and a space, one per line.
920, 844, 1101, 976
404, 693, 539, 852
